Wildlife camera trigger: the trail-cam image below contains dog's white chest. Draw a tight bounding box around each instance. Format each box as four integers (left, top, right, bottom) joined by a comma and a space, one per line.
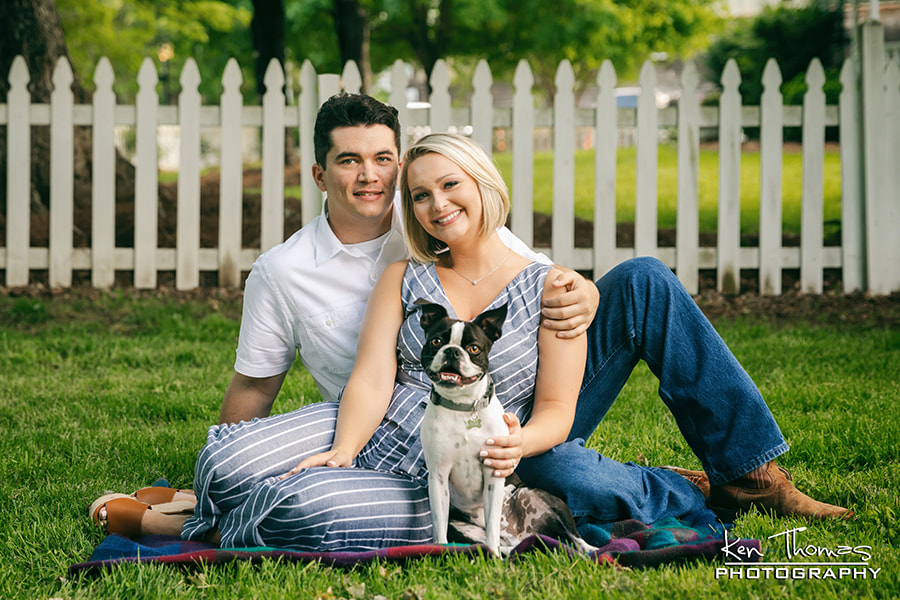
422, 398, 507, 509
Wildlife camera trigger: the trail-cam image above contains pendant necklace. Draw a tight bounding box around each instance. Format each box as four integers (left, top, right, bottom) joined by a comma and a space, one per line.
451, 246, 512, 286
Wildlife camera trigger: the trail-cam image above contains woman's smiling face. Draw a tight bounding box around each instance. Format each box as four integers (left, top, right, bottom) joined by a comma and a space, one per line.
405, 152, 484, 246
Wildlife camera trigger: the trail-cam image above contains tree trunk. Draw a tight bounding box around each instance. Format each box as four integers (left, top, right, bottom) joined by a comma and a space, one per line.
333, 0, 373, 91
251, 0, 286, 98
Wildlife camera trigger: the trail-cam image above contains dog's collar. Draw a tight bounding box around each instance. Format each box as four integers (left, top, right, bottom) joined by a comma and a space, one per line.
430, 376, 494, 412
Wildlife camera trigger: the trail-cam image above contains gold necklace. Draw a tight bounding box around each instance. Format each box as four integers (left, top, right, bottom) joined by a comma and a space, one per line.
450, 246, 512, 286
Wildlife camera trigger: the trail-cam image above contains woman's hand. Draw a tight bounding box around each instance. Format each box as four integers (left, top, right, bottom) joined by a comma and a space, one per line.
279, 449, 354, 479
480, 413, 524, 478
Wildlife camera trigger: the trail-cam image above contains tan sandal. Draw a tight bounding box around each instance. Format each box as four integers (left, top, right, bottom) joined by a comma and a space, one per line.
90, 494, 196, 539
132, 486, 193, 505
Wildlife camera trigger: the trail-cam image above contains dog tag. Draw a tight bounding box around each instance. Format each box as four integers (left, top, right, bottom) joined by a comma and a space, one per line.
466, 415, 482, 429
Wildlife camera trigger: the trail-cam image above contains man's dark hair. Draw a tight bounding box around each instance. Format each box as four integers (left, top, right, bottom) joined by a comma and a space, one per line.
313, 93, 401, 167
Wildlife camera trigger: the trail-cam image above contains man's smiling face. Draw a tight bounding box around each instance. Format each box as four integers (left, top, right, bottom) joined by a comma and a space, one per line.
313, 124, 399, 242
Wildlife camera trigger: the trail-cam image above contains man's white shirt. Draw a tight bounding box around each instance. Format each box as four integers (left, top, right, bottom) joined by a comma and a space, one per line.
235, 194, 550, 403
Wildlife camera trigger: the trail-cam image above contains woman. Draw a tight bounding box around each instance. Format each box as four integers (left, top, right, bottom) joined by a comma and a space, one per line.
91, 132, 587, 550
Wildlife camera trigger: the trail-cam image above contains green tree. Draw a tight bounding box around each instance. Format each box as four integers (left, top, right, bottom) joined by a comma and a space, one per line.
56, 0, 255, 102
704, 1, 847, 106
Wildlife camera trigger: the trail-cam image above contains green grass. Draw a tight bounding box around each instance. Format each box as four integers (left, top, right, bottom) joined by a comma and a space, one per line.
1, 293, 897, 599
492, 145, 843, 238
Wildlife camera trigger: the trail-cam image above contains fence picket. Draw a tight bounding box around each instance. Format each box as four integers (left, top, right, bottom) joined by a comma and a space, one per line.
389, 60, 409, 154
676, 62, 700, 294
429, 60, 451, 134
91, 58, 116, 288
134, 58, 159, 288
635, 61, 658, 258
219, 58, 243, 287
342, 61, 362, 93
839, 58, 865, 292
759, 59, 783, 295
511, 60, 535, 247
50, 57, 75, 288
552, 60, 576, 267
472, 60, 493, 157
801, 59, 826, 294
860, 21, 889, 294
299, 60, 320, 225
5, 56, 30, 286
717, 59, 742, 294
260, 59, 286, 255
176, 59, 202, 290
594, 60, 618, 278
885, 58, 900, 291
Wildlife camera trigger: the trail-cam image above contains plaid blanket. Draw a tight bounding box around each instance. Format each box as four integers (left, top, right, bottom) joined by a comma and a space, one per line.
69, 511, 760, 576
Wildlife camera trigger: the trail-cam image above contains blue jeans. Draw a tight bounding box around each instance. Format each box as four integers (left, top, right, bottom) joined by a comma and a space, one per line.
517, 257, 789, 525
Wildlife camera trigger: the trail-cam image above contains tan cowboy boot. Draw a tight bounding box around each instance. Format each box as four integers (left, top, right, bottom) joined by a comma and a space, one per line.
709, 461, 852, 521
659, 466, 710, 498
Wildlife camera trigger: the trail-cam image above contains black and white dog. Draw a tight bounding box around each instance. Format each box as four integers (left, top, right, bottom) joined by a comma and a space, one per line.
417, 301, 594, 556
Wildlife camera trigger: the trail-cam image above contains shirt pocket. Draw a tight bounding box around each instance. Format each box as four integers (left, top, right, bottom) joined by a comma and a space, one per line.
299, 301, 367, 377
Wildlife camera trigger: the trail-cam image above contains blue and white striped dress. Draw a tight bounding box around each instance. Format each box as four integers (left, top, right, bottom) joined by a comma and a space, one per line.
182, 260, 551, 551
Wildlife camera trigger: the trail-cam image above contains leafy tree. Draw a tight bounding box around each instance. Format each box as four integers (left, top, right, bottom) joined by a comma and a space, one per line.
704, 1, 847, 106
56, 0, 255, 101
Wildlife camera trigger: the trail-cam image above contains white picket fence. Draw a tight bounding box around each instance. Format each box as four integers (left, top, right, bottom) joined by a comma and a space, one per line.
2, 31, 899, 294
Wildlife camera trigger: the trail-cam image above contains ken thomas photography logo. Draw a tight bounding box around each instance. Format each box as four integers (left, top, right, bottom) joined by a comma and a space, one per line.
715, 526, 880, 581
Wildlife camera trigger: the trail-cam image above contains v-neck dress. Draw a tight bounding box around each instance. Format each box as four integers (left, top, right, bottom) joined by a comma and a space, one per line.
182, 260, 552, 551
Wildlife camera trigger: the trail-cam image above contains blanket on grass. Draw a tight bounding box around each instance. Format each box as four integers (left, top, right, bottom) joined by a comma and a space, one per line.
69, 512, 761, 576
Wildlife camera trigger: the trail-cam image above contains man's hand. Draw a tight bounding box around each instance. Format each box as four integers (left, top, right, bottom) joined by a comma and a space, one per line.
541, 270, 598, 338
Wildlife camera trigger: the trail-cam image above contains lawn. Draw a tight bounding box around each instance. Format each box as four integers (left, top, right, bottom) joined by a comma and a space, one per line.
0, 291, 897, 599
492, 145, 843, 239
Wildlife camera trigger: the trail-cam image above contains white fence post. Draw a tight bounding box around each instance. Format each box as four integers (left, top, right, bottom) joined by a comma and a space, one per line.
429, 59, 452, 134
176, 59, 202, 290
717, 59, 742, 294
134, 58, 159, 289
5, 56, 31, 287
219, 58, 243, 287
511, 59, 535, 248
552, 60, 576, 268
49, 57, 75, 288
342, 61, 362, 93
389, 60, 408, 154
801, 58, 826, 294
91, 58, 116, 288
759, 59, 783, 295
839, 58, 865, 293
635, 60, 658, 259
594, 60, 618, 279
299, 60, 319, 226
260, 59, 286, 255
884, 58, 900, 291
471, 60, 493, 157
860, 19, 889, 294
676, 61, 700, 294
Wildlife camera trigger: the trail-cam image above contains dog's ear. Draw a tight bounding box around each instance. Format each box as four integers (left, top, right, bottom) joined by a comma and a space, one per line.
415, 299, 448, 332
472, 304, 507, 343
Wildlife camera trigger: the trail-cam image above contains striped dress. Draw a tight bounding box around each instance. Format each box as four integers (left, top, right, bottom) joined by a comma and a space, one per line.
181, 260, 551, 551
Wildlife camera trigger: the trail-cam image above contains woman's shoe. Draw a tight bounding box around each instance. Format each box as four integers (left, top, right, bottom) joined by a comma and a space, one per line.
89, 493, 196, 539
132, 486, 193, 505
89, 495, 151, 538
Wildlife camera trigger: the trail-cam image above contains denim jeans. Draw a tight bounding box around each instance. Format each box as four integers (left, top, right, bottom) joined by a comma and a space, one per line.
517, 257, 789, 525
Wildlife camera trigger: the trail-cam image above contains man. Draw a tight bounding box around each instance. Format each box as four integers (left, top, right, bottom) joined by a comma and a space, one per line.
220, 92, 850, 526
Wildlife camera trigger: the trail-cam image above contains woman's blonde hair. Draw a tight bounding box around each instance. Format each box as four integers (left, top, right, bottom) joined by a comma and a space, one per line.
400, 133, 510, 263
